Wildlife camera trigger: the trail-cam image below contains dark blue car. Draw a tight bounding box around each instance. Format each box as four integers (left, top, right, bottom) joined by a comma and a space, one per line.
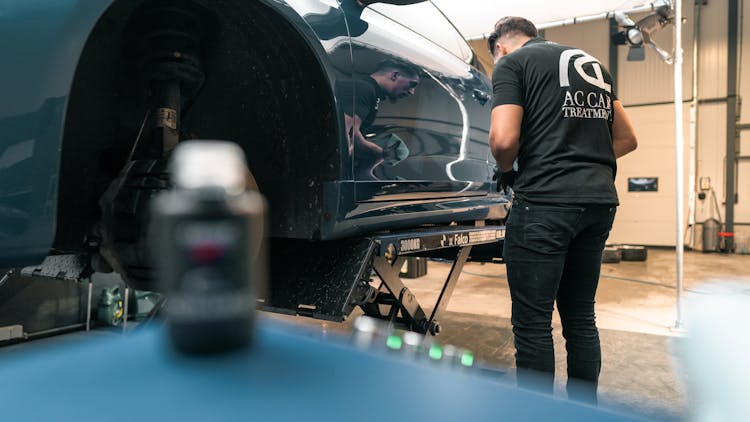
0, 0, 507, 292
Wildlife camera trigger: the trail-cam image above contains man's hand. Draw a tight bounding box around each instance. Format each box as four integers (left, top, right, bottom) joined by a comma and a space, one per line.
382, 141, 400, 160
612, 100, 638, 158
495, 170, 517, 194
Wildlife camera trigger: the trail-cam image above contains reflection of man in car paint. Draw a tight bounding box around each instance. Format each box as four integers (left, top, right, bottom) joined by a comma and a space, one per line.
338, 59, 420, 179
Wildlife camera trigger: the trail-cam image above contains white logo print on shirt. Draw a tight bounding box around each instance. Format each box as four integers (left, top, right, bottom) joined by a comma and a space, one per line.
558, 49, 612, 119
559, 49, 611, 92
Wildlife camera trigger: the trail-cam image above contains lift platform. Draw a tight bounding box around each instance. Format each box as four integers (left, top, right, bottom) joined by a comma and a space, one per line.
2, 225, 505, 342
265, 225, 505, 335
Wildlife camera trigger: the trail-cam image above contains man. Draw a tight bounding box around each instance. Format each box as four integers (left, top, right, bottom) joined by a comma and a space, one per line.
488, 17, 638, 403
338, 59, 420, 179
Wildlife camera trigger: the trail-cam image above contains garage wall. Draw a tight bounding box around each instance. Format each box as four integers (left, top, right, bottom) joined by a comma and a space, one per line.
739, 131, 750, 221
692, 0, 730, 245
544, 1, 750, 248
468, 38, 494, 75
608, 103, 690, 245
544, 19, 610, 67
737, 0, 750, 251
697, 2, 728, 100
471, 2, 750, 248
694, 102, 728, 227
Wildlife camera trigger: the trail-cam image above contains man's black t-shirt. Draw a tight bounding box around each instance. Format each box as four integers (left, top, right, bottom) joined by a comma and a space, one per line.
337, 75, 385, 129
492, 37, 618, 205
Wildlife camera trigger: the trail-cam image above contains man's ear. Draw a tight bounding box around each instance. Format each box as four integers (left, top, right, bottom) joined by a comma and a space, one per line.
499, 44, 511, 57
390, 71, 400, 81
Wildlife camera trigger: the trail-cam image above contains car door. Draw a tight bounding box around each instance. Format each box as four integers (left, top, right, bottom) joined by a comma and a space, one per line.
284, 0, 354, 180
347, 1, 492, 202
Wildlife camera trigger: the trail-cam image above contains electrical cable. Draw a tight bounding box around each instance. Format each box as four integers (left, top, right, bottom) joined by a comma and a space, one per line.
711, 187, 723, 224
126, 109, 150, 163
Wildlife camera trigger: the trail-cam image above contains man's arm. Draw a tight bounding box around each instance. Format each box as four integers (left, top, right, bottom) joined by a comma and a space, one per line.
612, 100, 638, 158
348, 114, 383, 156
489, 104, 523, 172
344, 113, 357, 155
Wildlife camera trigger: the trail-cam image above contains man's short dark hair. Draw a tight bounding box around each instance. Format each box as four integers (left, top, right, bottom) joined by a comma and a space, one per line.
375, 59, 419, 79
487, 32, 499, 55
489, 16, 538, 51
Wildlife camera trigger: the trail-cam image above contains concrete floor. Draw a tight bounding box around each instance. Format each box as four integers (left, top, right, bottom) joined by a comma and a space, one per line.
271, 248, 750, 421
3, 248, 749, 420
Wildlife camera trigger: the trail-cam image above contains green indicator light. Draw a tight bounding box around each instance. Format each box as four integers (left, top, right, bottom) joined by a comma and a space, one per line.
386, 335, 403, 350
428, 345, 443, 360
461, 352, 475, 367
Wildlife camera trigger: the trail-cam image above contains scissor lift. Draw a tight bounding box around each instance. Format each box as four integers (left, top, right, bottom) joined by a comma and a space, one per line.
265, 225, 505, 335
2, 226, 505, 341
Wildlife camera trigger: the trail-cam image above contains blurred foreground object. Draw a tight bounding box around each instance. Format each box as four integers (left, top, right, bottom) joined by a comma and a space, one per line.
0, 317, 644, 421
150, 141, 267, 354
681, 279, 750, 421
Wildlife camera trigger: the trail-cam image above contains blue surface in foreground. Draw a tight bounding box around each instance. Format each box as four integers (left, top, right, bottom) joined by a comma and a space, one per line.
0, 319, 643, 421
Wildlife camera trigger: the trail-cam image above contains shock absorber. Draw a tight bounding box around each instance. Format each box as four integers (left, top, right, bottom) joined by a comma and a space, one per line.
128, 0, 207, 158
97, 1, 214, 290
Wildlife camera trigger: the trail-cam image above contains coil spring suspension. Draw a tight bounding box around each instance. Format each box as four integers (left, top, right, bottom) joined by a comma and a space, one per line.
127, 0, 207, 157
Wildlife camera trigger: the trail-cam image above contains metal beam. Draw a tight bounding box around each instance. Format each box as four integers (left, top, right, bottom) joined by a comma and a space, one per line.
428, 246, 472, 328
673, 0, 685, 329
467, 0, 672, 39
609, 18, 619, 84
726, 0, 739, 252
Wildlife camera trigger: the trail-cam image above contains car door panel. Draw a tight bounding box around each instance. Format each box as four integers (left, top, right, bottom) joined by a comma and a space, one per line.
348, 2, 489, 201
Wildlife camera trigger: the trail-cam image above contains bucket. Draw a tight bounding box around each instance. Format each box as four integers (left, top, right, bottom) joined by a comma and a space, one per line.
718, 231, 734, 253
702, 218, 720, 252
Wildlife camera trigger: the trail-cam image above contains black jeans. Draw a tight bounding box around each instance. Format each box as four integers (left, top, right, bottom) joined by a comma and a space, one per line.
502, 198, 616, 404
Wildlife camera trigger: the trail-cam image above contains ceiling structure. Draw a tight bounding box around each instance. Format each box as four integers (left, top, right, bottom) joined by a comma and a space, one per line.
431, 0, 666, 40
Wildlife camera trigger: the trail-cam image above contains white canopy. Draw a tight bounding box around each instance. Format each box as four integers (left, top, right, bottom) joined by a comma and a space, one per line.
432, 0, 664, 39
